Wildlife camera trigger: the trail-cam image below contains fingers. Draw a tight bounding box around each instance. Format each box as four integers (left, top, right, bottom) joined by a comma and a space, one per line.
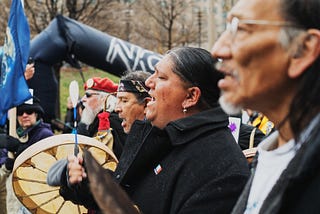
24, 63, 35, 80
67, 154, 87, 184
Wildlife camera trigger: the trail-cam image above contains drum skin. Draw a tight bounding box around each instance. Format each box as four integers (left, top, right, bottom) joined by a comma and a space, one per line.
12, 134, 118, 214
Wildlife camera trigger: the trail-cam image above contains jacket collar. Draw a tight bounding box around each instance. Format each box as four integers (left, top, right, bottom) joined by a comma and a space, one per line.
164, 107, 229, 146
116, 107, 229, 184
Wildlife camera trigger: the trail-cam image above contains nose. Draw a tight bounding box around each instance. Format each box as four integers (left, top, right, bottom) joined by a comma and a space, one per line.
81, 95, 87, 103
211, 31, 232, 60
145, 74, 155, 88
115, 100, 121, 113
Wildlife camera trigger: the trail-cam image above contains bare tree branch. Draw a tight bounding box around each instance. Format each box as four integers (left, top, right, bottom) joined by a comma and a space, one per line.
132, 0, 197, 51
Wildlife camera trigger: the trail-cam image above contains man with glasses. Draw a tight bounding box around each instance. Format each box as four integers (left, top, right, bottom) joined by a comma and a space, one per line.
211, 0, 320, 213
78, 77, 126, 158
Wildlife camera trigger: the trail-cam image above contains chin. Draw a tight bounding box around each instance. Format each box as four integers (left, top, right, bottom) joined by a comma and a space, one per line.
219, 95, 242, 115
145, 111, 154, 122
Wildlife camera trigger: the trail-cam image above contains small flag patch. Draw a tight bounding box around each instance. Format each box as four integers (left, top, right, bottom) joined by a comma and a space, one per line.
154, 164, 162, 175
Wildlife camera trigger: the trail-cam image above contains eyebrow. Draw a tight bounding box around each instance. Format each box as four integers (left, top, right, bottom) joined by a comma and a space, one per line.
117, 94, 128, 99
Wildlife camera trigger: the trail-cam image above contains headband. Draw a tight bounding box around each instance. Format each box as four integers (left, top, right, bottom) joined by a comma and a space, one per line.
118, 80, 149, 94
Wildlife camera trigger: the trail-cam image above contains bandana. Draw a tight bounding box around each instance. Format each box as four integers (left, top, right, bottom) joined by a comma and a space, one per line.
118, 80, 149, 94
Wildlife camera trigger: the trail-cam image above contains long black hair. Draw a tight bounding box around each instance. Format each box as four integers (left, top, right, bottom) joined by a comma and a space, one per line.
281, 0, 320, 139
166, 47, 224, 109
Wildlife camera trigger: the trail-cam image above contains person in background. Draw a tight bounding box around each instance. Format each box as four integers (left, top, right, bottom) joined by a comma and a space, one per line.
78, 77, 126, 158
61, 96, 83, 133
24, 62, 35, 82
229, 112, 266, 151
47, 70, 151, 213
0, 58, 36, 214
247, 109, 275, 136
115, 71, 151, 134
211, 0, 320, 213
63, 47, 250, 213
0, 96, 53, 214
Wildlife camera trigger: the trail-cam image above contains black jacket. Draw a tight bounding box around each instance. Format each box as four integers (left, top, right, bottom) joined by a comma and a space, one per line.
115, 107, 250, 214
61, 108, 250, 213
77, 111, 127, 158
232, 122, 320, 214
238, 124, 265, 150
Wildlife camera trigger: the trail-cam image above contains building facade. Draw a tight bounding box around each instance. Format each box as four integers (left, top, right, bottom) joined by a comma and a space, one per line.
193, 0, 237, 50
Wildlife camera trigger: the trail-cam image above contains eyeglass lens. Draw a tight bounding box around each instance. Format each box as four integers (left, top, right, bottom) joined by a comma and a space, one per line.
17, 110, 35, 116
85, 92, 99, 98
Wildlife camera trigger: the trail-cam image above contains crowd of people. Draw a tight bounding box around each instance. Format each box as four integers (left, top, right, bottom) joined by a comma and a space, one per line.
0, 0, 319, 213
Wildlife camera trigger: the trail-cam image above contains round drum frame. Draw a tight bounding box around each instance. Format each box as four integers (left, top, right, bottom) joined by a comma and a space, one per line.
12, 134, 118, 214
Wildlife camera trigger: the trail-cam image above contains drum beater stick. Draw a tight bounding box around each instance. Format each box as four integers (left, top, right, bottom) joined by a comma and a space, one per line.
69, 80, 79, 156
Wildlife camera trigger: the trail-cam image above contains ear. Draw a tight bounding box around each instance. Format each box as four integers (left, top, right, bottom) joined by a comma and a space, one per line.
182, 87, 201, 109
288, 29, 320, 78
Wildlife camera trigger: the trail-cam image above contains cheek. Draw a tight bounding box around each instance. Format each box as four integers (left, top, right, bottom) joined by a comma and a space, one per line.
134, 105, 146, 120
125, 107, 134, 121
18, 118, 22, 124
91, 101, 101, 111
86, 99, 94, 108
234, 39, 288, 93
126, 104, 143, 120
160, 88, 184, 108
235, 33, 283, 68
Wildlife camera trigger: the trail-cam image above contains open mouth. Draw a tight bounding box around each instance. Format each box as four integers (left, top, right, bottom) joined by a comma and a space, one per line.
119, 117, 126, 127
147, 97, 156, 106
146, 92, 156, 103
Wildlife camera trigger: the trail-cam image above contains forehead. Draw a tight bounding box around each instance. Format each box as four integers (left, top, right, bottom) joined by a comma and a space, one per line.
229, 0, 282, 20
117, 91, 137, 100
155, 55, 173, 72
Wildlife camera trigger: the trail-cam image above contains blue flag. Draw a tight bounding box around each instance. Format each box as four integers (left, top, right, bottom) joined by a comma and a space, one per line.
0, 0, 31, 125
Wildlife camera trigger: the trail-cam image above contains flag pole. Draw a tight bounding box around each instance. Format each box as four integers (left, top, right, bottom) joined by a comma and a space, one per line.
6, 0, 28, 159
8, 108, 17, 158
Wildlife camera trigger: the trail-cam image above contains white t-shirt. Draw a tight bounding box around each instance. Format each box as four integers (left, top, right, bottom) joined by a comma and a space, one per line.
244, 131, 297, 214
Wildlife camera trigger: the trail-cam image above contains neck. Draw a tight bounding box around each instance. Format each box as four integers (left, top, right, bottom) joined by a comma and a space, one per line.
277, 122, 293, 147
263, 105, 293, 148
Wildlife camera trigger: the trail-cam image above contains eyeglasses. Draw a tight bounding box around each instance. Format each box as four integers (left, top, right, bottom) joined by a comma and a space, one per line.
85, 92, 100, 98
17, 110, 35, 116
226, 17, 296, 41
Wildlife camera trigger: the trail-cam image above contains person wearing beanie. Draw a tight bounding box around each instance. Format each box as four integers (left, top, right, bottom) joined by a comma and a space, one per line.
0, 96, 53, 169
78, 77, 127, 158
0, 95, 53, 214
